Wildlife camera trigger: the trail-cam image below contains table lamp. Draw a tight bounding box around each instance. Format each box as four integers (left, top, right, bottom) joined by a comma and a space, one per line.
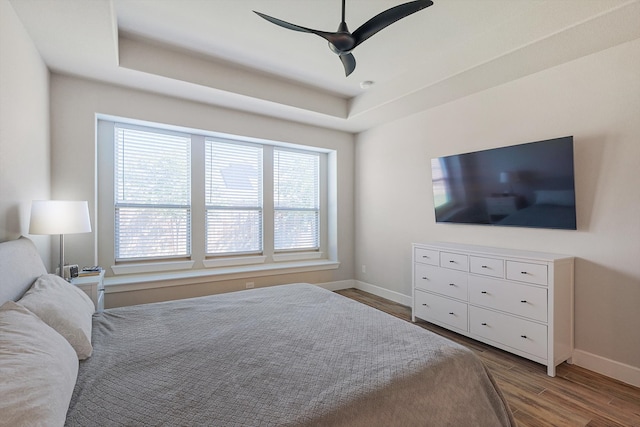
29, 200, 92, 277
499, 171, 514, 195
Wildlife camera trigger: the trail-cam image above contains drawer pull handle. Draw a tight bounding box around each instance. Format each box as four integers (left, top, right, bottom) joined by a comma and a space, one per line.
481, 291, 487, 294
449, 260, 455, 263
520, 300, 527, 303
520, 335, 527, 339
422, 277, 428, 280
449, 283, 455, 286
521, 271, 528, 275
448, 312, 454, 315
422, 303, 428, 307
422, 255, 429, 258
481, 322, 487, 326
481, 265, 488, 268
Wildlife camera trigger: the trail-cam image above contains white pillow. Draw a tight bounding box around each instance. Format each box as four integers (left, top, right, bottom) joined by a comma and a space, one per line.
19, 273, 95, 359
0, 301, 79, 427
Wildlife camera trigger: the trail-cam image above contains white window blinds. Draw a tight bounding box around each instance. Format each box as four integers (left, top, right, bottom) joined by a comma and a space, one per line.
205, 139, 263, 255
114, 125, 191, 260
274, 149, 319, 251
431, 158, 450, 208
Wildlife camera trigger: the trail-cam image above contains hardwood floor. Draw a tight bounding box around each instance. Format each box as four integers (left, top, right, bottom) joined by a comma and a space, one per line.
335, 288, 640, 427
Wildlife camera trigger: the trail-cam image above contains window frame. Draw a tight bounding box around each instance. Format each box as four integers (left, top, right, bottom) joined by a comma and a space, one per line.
96, 118, 333, 278
204, 137, 264, 257
113, 123, 192, 262
273, 147, 321, 253
431, 157, 450, 209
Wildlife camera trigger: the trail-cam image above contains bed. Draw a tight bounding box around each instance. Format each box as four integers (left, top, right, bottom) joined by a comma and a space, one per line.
497, 190, 577, 229
497, 203, 577, 229
1, 237, 515, 426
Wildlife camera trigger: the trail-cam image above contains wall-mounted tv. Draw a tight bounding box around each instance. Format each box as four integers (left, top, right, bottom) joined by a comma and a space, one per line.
431, 136, 576, 230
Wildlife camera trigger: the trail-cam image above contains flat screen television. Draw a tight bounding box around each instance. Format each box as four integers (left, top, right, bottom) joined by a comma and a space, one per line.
431, 136, 576, 230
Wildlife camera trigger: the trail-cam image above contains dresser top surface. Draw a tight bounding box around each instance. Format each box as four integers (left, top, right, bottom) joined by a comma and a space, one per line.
414, 242, 573, 263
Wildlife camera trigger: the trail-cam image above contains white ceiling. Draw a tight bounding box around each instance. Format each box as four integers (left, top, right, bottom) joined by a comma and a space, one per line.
8, 0, 640, 132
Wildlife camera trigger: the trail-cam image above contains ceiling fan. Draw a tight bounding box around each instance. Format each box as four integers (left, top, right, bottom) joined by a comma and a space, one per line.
254, 0, 434, 77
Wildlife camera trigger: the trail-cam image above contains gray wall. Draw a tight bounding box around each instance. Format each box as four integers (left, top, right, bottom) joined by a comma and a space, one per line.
355, 38, 640, 376
49, 74, 355, 307
0, 0, 52, 266
2, 0, 637, 385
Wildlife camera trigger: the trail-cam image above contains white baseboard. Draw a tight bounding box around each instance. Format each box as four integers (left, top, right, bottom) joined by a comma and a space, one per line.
317, 279, 356, 291
319, 279, 411, 306
352, 280, 412, 307
571, 349, 640, 388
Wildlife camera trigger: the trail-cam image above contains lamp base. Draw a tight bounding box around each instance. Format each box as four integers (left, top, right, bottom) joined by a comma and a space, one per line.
58, 233, 65, 278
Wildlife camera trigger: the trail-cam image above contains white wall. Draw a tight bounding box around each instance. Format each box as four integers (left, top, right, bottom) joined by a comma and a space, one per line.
0, 0, 51, 265
50, 75, 355, 306
355, 39, 640, 378
4, 0, 637, 384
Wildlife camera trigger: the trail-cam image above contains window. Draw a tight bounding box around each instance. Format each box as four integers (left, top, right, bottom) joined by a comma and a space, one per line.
114, 125, 191, 260
274, 149, 319, 251
205, 139, 263, 256
431, 157, 450, 209
98, 118, 334, 277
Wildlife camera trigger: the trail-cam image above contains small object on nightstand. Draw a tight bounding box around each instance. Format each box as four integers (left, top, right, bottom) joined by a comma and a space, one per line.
78, 266, 103, 277
71, 269, 105, 312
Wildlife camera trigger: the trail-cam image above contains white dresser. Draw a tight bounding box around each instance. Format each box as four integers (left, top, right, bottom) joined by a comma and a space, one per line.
412, 242, 574, 376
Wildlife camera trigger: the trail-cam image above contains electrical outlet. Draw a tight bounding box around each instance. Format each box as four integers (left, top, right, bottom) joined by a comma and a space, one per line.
246, 282, 255, 289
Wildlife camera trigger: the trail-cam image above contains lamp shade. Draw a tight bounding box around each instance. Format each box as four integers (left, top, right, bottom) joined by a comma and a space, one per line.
499, 172, 512, 184
29, 201, 92, 235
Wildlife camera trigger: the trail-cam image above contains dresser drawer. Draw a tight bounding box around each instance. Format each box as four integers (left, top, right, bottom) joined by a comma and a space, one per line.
469, 276, 547, 322
469, 306, 547, 359
414, 290, 468, 332
440, 251, 468, 272
506, 261, 548, 285
414, 264, 468, 300
414, 247, 439, 266
470, 256, 504, 278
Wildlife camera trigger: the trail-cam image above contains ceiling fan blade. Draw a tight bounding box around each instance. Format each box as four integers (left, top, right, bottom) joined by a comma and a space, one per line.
339, 53, 356, 77
255, 10, 356, 55
254, 11, 335, 40
351, 0, 433, 47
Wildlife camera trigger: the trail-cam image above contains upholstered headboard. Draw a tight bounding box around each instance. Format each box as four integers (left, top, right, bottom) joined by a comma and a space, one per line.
0, 236, 47, 305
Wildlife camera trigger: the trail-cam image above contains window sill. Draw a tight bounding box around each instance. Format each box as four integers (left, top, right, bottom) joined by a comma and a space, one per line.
103, 259, 340, 293
273, 251, 323, 262
111, 260, 195, 275
203, 255, 266, 268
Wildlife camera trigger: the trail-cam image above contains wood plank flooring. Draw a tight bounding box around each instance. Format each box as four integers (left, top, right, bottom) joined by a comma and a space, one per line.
335, 288, 640, 427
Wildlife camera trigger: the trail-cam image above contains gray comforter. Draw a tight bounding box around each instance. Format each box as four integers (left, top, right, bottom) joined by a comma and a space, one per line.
66, 283, 515, 426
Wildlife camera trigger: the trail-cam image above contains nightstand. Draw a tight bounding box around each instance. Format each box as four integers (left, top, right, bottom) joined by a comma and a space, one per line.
485, 196, 518, 222
71, 270, 105, 312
